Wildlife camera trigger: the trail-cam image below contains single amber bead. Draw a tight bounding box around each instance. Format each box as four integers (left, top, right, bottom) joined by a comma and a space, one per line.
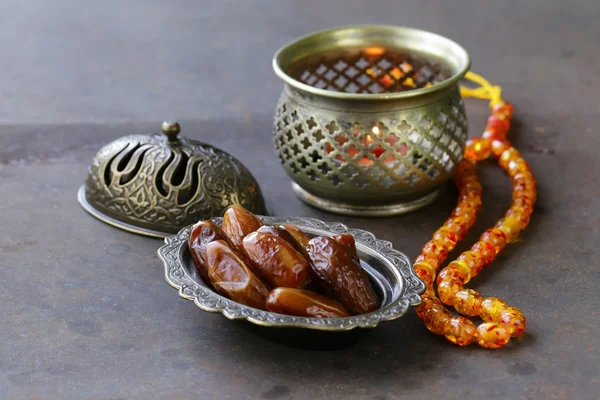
507, 159, 530, 176
508, 205, 531, 217
437, 279, 463, 305
451, 203, 476, 219
480, 297, 508, 321
513, 181, 536, 196
454, 160, 476, 178
423, 285, 436, 298
467, 196, 481, 213
480, 228, 507, 255
463, 180, 483, 196
499, 148, 520, 170
437, 265, 469, 285
415, 267, 434, 289
513, 171, 535, 183
456, 177, 478, 190
433, 227, 458, 251
512, 195, 535, 211
456, 172, 478, 187
424, 303, 452, 334
515, 176, 536, 194
511, 199, 534, 215
457, 195, 482, 214
491, 108, 509, 120
500, 307, 527, 337
465, 137, 491, 161
452, 212, 477, 229
414, 262, 436, 289
457, 251, 484, 276
506, 208, 531, 231
496, 216, 521, 242
415, 295, 437, 320
476, 322, 511, 348
443, 218, 469, 239
455, 173, 477, 189
520, 188, 537, 203
448, 260, 472, 283
491, 140, 511, 158
454, 289, 483, 317
472, 240, 496, 266
463, 174, 481, 185
514, 169, 534, 182
444, 316, 477, 346
463, 193, 483, 210
492, 102, 513, 118
513, 189, 536, 206
414, 261, 436, 278
458, 190, 480, 202
415, 254, 440, 271
487, 115, 510, 135
482, 129, 504, 142
422, 240, 448, 264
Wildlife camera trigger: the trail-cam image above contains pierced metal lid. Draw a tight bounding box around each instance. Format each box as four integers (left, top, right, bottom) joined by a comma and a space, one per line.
78, 121, 266, 238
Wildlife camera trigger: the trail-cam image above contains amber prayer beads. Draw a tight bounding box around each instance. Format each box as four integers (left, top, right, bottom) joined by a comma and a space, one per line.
414, 75, 535, 348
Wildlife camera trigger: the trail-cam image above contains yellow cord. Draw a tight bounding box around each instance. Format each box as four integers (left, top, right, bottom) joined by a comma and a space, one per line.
459, 71, 503, 107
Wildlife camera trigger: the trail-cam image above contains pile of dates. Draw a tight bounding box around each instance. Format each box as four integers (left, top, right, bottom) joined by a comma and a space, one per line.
188, 206, 378, 318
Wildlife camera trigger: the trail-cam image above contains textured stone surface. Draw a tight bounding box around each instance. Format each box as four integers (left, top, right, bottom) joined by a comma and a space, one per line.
0, 1, 598, 399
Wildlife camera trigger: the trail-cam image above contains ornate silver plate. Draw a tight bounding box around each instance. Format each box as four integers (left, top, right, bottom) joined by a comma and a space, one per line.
158, 216, 425, 331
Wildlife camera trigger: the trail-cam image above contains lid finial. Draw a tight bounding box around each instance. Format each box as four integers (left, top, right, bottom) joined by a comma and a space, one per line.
161, 121, 181, 143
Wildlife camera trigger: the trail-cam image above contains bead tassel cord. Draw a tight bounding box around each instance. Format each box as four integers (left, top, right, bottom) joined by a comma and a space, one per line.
413, 72, 535, 348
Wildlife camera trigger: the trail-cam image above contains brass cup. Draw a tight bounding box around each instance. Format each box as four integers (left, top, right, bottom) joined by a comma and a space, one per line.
272, 25, 471, 216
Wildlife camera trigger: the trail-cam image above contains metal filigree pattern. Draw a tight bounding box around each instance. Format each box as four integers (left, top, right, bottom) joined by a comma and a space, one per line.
83, 133, 265, 236
292, 50, 448, 94
274, 90, 467, 193
158, 216, 425, 331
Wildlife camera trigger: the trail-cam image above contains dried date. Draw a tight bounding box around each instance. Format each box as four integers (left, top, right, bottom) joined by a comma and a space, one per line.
280, 224, 311, 249
243, 231, 312, 289
266, 287, 350, 318
205, 240, 269, 309
221, 205, 262, 254
188, 220, 231, 285
256, 225, 310, 260
307, 234, 378, 314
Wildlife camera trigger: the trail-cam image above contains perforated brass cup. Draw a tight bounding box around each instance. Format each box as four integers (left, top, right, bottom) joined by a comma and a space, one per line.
272, 25, 471, 216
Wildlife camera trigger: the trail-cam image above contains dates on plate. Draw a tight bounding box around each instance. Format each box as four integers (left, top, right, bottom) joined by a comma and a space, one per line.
189, 206, 380, 318
307, 234, 378, 315
266, 288, 350, 318
243, 231, 312, 289
205, 240, 269, 310
222, 205, 263, 253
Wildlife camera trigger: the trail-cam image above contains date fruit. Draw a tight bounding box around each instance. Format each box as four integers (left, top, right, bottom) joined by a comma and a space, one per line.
280, 224, 311, 249
222, 205, 262, 254
307, 234, 378, 314
205, 240, 269, 309
188, 220, 231, 284
256, 225, 310, 260
266, 288, 350, 318
259, 226, 334, 296
243, 231, 312, 289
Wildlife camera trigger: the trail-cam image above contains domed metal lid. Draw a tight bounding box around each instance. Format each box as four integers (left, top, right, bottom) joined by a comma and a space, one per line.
78, 122, 266, 238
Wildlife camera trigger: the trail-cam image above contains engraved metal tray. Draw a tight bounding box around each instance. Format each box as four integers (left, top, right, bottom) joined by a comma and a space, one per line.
158, 216, 425, 331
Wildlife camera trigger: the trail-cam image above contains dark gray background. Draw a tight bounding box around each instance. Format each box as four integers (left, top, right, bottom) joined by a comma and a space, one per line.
0, 1, 598, 399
